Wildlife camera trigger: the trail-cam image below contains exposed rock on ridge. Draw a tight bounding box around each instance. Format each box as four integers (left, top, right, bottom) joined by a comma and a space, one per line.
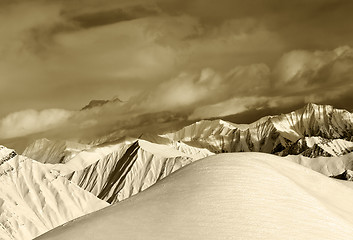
162, 103, 353, 157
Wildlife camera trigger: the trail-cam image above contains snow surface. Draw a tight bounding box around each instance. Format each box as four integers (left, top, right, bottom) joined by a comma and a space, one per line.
0, 154, 108, 240
22, 139, 90, 164
285, 152, 353, 177
64, 140, 212, 203
4, 103, 353, 239
37, 152, 353, 240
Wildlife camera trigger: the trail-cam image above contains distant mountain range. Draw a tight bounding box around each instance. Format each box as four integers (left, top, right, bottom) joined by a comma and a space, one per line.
161, 103, 353, 156
2, 103, 353, 239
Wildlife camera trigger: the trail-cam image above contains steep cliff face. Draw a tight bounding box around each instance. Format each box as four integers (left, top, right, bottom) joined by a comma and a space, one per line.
0, 147, 108, 240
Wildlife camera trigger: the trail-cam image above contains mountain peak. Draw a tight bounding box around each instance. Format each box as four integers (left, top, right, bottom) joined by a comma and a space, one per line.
0, 145, 17, 164
81, 97, 123, 111
304, 102, 319, 107
302, 102, 334, 113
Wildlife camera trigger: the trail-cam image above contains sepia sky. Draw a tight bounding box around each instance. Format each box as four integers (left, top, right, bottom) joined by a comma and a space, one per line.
1, 0, 353, 139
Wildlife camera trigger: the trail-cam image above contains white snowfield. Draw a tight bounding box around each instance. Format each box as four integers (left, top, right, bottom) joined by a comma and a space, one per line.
0, 147, 108, 240
37, 153, 353, 240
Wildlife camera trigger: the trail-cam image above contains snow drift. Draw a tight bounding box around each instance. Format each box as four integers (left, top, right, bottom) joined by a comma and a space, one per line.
36, 152, 353, 240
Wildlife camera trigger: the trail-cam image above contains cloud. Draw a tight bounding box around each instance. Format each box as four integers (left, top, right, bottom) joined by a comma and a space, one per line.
2, 45, 353, 140
2, 0, 353, 141
129, 64, 271, 114
69, 5, 160, 28
0, 109, 73, 139
274, 46, 353, 91
189, 96, 270, 120
0, 2, 285, 117
0, 1, 73, 115
134, 45, 353, 120
2, 0, 353, 119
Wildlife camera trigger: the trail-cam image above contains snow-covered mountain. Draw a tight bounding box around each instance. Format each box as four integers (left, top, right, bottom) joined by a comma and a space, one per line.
36, 153, 353, 240
161, 103, 353, 156
22, 139, 90, 164
52, 139, 212, 203
3, 103, 353, 239
0, 146, 108, 240
25, 103, 353, 161
279, 136, 353, 157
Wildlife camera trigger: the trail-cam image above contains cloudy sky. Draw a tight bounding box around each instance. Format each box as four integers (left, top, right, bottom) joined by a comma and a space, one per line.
1, 0, 353, 140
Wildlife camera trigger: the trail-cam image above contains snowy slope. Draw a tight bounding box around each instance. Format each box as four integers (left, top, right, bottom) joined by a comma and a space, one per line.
0, 147, 108, 240
22, 139, 90, 164
4, 103, 353, 240
65, 140, 212, 203
36, 153, 353, 240
285, 152, 353, 177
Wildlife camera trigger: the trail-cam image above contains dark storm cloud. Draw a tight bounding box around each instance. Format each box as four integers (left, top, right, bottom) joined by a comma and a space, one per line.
266, 1, 353, 50
158, 0, 353, 50
1, 0, 353, 140
69, 5, 160, 29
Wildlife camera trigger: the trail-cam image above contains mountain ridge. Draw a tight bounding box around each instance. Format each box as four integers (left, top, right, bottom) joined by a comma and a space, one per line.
3, 103, 353, 239
161, 103, 353, 156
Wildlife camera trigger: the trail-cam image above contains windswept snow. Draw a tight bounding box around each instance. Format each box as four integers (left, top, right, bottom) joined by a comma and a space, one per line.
36, 153, 353, 240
